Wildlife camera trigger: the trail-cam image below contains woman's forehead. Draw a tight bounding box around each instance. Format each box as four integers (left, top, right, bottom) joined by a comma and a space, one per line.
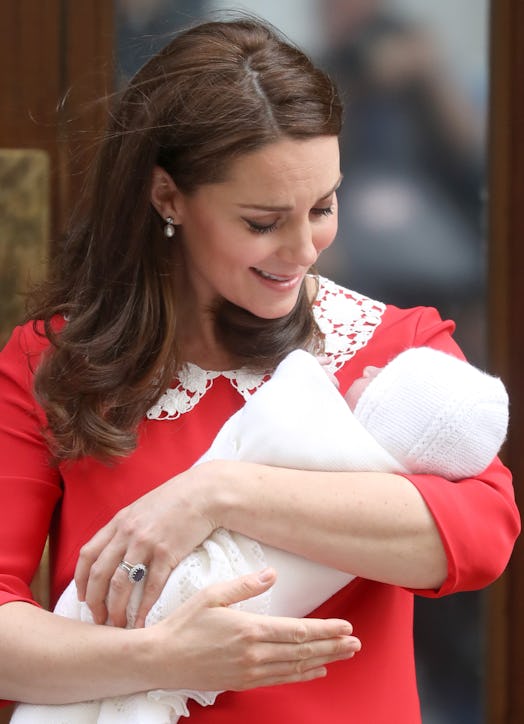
220, 137, 341, 199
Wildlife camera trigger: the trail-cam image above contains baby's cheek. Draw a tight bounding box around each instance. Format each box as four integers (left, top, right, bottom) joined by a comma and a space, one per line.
345, 377, 370, 411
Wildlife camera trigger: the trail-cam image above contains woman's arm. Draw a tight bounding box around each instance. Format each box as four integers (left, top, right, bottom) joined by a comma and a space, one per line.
74, 460, 446, 629
211, 462, 448, 589
0, 571, 359, 704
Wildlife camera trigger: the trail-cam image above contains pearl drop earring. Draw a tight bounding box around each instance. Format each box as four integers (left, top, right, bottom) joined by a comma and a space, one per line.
164, 217, 176, 238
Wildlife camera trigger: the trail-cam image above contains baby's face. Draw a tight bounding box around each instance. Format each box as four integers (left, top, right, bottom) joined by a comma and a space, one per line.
345, 366, 381, 411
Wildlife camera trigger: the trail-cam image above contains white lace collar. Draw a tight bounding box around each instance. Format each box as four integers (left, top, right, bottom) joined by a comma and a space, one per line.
146, 277, 385, 420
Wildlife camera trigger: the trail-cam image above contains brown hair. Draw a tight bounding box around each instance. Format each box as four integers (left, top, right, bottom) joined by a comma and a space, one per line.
30, 17, 342, 461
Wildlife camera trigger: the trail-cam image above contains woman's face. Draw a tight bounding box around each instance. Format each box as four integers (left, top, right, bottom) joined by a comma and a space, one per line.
174, 136, 341, 320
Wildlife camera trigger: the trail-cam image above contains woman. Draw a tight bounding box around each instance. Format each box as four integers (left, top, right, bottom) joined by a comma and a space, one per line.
0, 17, 519, 723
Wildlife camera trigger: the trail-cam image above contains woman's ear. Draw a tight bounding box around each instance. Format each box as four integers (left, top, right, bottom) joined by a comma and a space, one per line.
150, 166, 182, 222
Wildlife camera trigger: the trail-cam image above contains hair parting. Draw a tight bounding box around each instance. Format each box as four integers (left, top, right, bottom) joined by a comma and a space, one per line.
28, 16, 342, 461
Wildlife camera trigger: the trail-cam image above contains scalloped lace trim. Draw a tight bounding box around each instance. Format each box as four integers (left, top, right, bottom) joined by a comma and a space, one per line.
146, 277, 385, 421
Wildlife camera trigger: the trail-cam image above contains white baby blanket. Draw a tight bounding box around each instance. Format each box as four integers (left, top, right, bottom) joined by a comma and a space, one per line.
12, 350, 405, 723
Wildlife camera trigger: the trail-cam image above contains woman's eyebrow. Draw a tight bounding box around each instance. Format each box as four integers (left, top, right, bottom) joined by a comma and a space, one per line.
237, 174, 344, 212
238, 202, 294, 212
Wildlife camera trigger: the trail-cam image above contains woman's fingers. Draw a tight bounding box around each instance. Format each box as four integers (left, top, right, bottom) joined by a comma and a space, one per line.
198, 570, 356, 644
73, 503, 177, 626
204, 567, 278, 607
250, 665, 328, 689
138, 566, 275, 630
246, 635, 360, 666
74, 520, 118, 602
73, 473, 215, 627
146, 571, 361, 693
198, 570, 361, 667
227, 627, 361, 691
233, 642, 359, 690
82, 540, 129, 624
133, 556, 180, 629
105, 533, 184, 627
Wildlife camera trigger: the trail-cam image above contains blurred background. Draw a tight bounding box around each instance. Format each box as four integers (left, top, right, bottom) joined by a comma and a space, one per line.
115, 4, 489, 718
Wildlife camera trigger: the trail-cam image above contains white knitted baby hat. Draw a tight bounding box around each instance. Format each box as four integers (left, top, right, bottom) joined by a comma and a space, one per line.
353, 347, 509, 480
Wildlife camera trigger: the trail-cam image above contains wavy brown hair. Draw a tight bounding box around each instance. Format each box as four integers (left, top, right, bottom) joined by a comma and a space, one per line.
29, 17, 342, 461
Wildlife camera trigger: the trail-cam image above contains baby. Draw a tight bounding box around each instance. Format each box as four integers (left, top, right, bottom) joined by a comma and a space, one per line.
13, 347, 508, 723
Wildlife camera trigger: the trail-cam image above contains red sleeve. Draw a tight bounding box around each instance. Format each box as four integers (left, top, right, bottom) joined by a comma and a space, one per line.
389, 306, 520, 597
337, 304, 520, 596
0, 323, 62, 607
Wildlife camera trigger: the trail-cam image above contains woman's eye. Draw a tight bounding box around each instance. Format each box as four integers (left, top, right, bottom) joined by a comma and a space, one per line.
246, 219, 278, 234
244, 206, 333, 233
311, 206, 334, 218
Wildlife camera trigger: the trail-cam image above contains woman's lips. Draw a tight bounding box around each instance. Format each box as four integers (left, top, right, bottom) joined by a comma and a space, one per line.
252, 267, 301, 284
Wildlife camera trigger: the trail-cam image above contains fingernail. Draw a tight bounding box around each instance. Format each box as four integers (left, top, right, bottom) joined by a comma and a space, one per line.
257, 567, 273, 583
314, 667, 327, 679
346, 638, 362, 652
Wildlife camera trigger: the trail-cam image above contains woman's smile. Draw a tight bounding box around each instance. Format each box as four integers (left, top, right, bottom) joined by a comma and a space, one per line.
250, 267, 302, 288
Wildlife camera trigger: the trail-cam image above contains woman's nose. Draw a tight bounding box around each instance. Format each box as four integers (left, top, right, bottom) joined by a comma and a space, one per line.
278, 226, 318, 266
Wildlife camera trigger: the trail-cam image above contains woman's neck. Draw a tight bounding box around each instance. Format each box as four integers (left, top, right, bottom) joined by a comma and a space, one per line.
181, 339, 238, 372
177, 303, 238, 372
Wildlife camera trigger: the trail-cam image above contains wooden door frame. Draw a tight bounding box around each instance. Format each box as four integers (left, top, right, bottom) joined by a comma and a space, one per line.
487, 1, 524, 722
0, 0, 113, 247
0, 4, 113, 720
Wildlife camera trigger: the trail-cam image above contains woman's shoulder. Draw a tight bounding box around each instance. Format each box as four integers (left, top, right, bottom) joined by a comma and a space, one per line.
0, 317, 65, 374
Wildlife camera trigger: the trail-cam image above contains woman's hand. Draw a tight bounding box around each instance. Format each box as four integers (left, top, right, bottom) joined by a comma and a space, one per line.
144, 569, 362, 692
0, 570, 361, 704
75, 462, 219, 628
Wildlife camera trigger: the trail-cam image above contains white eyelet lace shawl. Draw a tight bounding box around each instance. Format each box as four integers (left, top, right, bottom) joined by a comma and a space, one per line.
146, 276, 386, 421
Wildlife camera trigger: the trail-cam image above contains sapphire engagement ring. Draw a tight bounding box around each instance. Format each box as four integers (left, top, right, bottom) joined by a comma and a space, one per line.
119, 560, 148, 583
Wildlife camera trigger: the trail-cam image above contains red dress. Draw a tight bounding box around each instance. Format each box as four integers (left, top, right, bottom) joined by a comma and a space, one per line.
0, 279, 519, 723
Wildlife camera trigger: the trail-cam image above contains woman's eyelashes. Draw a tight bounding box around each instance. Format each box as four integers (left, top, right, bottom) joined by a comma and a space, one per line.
247, 219, 279, 234
245, 206, 334, 235
312, 205, 335, 218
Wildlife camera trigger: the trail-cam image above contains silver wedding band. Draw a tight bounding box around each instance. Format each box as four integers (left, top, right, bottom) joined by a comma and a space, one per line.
119, 560, 148, 583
